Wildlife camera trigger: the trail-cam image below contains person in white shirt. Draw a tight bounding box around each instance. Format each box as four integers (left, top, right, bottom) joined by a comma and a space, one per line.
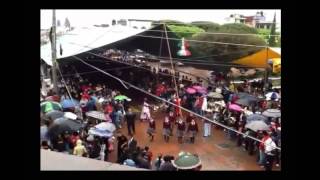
264, 135, 277, 171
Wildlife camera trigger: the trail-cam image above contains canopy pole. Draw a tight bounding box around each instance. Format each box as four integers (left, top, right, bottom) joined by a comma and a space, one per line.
264, 47, 270, 93
163, 23, 181, 117
51, 9, 59, 95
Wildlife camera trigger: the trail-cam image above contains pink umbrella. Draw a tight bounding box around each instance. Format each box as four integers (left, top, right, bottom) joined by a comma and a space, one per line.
228, 104, 243, 112
197, 88, 207, 94
192, 85, 204, 90
186, 87, 196, 94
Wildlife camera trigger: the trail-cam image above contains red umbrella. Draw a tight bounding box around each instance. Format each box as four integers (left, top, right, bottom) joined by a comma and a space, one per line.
186, 87, 196, 94
45, 95, 60, 102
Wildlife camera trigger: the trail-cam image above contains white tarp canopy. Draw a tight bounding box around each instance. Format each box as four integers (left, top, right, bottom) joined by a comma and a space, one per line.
41, 25, 147, 66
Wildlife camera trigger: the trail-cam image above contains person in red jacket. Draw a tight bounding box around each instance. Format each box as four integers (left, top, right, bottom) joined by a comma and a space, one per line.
176, 118, 186, 144
187, 119, 199, 143
174, 96, 182, 117
147, 118, 156, 142
163, 116, 171, 142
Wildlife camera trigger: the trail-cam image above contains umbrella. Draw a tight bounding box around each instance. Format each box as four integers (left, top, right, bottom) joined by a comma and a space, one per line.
114, 95, 131, 101
86, 111, 107, 121
192, 85, 205, 91
95, 122, 116, 133
213, 101, 226, 107
47, 117, 83, 139
186, 87, 196, 94
245, 121, 269, 132
196, 88, 207, 94
246, 114, 268, 123
235, 98, 252, 107
230, 67, 242, 77
45, 95, 60, 102
64, 112, 78, 120
228, 104, 243, 112
88, 122, 116, 138
44, 110, 64, 121
244, 69, 256, 76
262, 109, 281, 118
207, 92, 223, 99
41, 101, 62, 113
172, 152, 202, 170
61, 99, 79, 109
235, 93, 258, 106
265, 92, 280, 101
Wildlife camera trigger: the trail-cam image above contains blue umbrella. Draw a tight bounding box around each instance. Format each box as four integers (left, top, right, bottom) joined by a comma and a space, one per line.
61, 99, 79, 109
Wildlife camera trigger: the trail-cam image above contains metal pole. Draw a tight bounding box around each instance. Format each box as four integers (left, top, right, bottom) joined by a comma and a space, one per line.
51, 9, 59, 94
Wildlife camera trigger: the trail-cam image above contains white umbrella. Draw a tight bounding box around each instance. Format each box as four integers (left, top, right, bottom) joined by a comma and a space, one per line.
88, 128, 113, 138
265, 92, 280, 101
64, 112, 77, 120
95, 122, 116, 133
88, 122, 116, 138
262, 109, 281, 118
86, 111, 106, 121
245, 121, 269, 132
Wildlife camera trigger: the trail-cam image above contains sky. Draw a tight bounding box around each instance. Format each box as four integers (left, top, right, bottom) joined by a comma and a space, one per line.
41, 9, 281, 30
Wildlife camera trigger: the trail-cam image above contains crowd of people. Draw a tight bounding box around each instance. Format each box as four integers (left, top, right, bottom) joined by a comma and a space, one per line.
41, 52, 281, 170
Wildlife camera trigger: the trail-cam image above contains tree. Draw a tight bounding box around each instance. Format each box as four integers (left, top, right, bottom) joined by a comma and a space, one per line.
57, 20, 61, 27
191, 21, 220, 32
190, 23, 266, 62
167, 25, 205, 38
268, 13, 276, 46
64, 17, 71, 29
152, 19, 185, 26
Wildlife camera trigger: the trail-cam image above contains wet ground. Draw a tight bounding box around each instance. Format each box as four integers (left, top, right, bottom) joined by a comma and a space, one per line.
107, 108, 281, 171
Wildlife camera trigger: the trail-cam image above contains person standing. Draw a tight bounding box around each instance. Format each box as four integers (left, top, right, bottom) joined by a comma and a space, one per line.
159, 155, 176, 171
168, 111, 176, 136
127, 134, 137, 154
147, 118, 156, 142
176, 118, 186, 144
185, 112, 194, 126
187, 119, 199, 143
140, 98, 151, 122
270, 128, 280, 167
258, 131, 269, 168
203, 112, 212, 137
237, 121, 245, 147
125, 108, 136, 135
73, 139, 87, 157
154, 154, 164, 170
114, 107, 123, 129
163, 116, 171, 142
264, 133, 277, 171
116, 133, 128, 163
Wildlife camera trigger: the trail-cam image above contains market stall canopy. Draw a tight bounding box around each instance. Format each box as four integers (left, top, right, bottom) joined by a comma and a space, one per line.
232, 47, 281, 68
41, 24, 181, 66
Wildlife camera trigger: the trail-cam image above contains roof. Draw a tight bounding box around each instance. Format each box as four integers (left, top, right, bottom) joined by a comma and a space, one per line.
41, 25, 148, 66
52, 24, 181, 67
232, 47, 281, 68
41, 149, 145, 171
